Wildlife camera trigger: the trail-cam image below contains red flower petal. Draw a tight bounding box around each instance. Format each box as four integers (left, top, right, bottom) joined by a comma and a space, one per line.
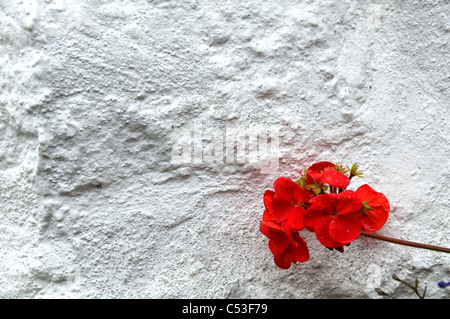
272, 195, 293, 223
356, 185, 390, 212
282, 226, 299, 247
356, 184, 390, 232
307, 161, 335, 173
273, 252, 293, 269
303, 200, 331, 232
285, 233, 309, 263
355, 184, 378, 202
335, 190, 362, 214
360, 206, 389, 233
306, 171, 322, 184
262, 209, 273, 223
268, 237, 290, 255
263, 190, 275, 214
273, 177, 309, 203
329, 212, 361, 244
260, 219, 282, 232
285, 206, 305, 231
260, 219, 285, 241
375, 193, 390, 213
314, 218, 344, 248
321, 167, 350, 188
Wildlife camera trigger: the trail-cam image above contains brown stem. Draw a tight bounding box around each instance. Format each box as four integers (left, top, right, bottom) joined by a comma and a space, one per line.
360, 231, 450, 254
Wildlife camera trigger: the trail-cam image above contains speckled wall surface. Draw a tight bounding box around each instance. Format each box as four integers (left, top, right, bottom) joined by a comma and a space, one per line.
1, 0, 448, 298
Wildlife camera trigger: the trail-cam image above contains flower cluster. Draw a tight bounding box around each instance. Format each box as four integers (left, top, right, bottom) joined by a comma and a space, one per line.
260, 161, 390, 269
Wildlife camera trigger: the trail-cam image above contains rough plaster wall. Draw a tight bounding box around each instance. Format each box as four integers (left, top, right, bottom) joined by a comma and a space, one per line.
0, 0, 448, 298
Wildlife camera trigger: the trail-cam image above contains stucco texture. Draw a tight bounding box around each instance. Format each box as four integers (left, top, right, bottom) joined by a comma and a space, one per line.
0, 0, 449, 298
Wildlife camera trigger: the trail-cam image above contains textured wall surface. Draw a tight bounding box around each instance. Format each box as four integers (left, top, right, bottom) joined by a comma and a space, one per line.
1, 0, 449, 298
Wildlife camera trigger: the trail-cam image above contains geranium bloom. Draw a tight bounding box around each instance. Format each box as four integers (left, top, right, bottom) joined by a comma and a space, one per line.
303, 190, 363, 248
266, 177, 309, 231
305, 161, 335, 182
260, 210, 309, 269
355, 184, 390, 233
306, 161, 350, 189
268, 231, 309, 269
260, 177, 311, 268
260, 161, 397, 269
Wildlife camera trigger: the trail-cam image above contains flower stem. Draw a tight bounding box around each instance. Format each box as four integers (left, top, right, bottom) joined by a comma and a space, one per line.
360, 231, 450, 253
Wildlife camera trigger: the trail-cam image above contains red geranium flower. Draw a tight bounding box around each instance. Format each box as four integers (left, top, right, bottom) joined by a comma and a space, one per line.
260, 177, 311, 268
306, 161, 336, 182
260, 209, 310, 269
303, 190, 363, 248
306, 161, 350, 189
268, 231, 309, 269
260, 210, 309, 269
259, 161, 448, 270
266, 177, 309, 231
355, 184, 390, 233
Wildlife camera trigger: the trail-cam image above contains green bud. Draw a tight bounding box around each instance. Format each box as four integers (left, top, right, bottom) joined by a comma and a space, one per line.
347, 163, 364, 179
335, 164, 349, 174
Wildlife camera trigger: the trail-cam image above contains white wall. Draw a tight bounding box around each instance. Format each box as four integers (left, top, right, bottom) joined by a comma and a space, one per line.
0, 0, 448, 298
